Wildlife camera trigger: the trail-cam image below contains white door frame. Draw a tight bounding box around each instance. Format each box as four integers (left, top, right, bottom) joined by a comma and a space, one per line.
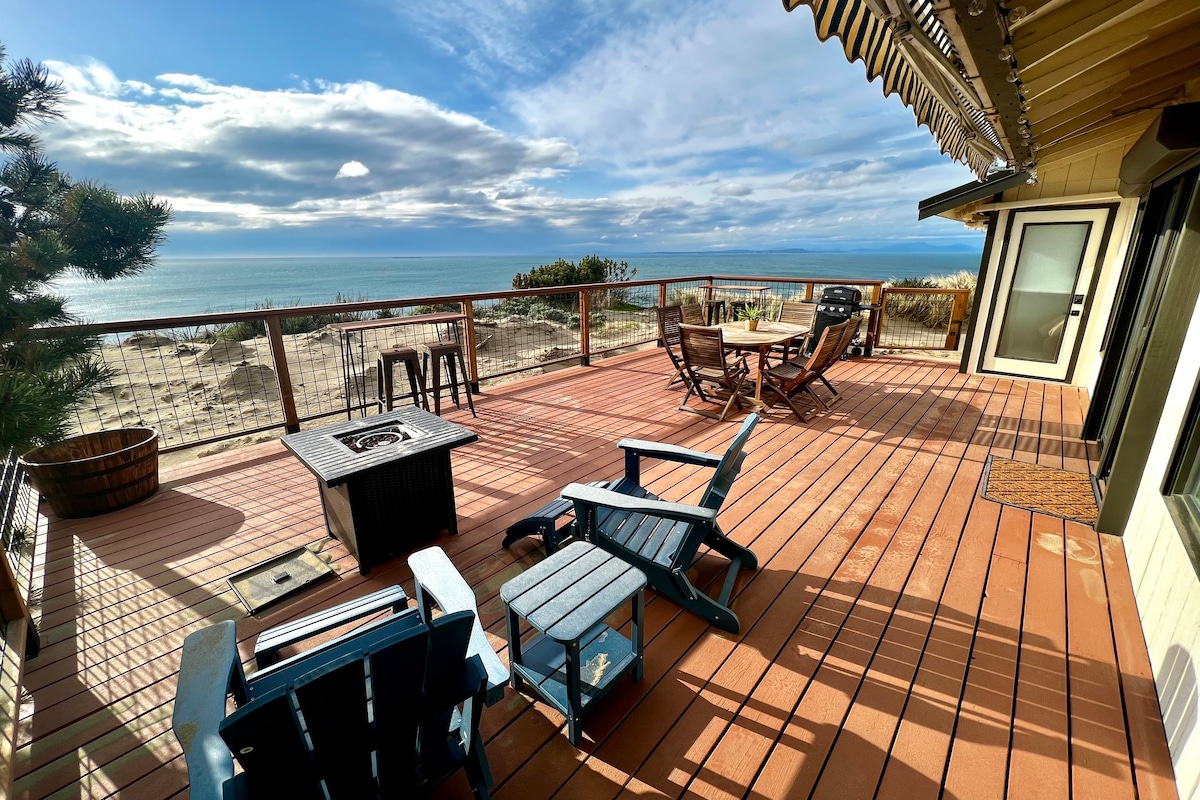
983, 207, 1113, 381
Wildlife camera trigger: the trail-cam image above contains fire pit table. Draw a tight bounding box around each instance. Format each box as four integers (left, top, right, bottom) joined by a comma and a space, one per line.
282, 408, 478, 574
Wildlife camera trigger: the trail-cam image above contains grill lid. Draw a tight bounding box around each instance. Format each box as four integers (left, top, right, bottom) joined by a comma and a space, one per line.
820, 286, 863, 304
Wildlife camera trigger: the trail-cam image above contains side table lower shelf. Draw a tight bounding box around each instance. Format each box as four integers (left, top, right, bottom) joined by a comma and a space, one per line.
510, 622, 640, 723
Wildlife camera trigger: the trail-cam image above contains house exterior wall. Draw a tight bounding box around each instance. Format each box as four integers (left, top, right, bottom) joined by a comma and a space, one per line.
1006, 136, 1141, 202
1122, 294, 1200, 800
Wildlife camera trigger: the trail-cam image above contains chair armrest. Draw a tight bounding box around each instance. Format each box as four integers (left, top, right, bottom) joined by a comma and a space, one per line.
617, 439, 722, 468
409, 546, 509, 706
561, 483, 718, 527
254, 584, 408, 668
173, 620, 242, 800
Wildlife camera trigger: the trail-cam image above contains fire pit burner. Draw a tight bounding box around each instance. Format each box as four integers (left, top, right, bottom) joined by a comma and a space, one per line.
335, 423, 417, 454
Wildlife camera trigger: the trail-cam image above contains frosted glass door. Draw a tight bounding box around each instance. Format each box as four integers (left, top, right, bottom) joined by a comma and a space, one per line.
995, 223, 1089, 361
984, 208, 1111, 381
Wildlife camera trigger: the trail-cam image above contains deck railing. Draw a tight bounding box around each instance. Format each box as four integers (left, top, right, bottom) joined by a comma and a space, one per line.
33, 274, 964, 453
875, 287, 971, 350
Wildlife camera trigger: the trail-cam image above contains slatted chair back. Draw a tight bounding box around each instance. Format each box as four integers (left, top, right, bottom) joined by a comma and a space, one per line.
699, 413, 758, 511
839, 316, 862, 352
658, 305, 683, 349
218, 611, 487, 800
778, 302, 816, 327
680, 303, 705, 325
679, 323, 727, 373
657, 306, 689, 388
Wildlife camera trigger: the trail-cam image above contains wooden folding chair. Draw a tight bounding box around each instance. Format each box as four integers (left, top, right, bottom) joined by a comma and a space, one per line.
761, 318, 854, 422
678, 323, 750, 421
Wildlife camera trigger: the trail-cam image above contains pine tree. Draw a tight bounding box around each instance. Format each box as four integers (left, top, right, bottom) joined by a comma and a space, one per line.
0, 44, 172, 453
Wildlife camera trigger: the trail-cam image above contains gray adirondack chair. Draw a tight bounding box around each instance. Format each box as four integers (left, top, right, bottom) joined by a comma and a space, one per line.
559, 413, 759, 634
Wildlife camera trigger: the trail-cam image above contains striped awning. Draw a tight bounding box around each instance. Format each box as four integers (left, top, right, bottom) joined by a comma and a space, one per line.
783, 0, 999, 179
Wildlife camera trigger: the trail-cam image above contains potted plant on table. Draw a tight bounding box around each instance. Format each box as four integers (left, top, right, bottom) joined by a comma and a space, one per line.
737, 304, 765, 331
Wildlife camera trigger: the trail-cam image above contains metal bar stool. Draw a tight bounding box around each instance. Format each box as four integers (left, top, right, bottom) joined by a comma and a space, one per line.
420, 340, 476, 417
376, 347, 427, 412
727, 300, 750, 321
702, 299, 727, 325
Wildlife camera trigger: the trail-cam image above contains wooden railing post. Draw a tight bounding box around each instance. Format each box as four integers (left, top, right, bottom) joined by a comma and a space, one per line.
864, 282, 883, 356
877, 288, 890, 348
658, 281, 668, 310
579, 289, 591, 366
265, 315, 301, 433
947, 289, 969, 350
462, 300, 480, 392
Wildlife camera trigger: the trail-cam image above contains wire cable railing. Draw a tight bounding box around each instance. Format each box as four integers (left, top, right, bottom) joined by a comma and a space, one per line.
33, 274, 966, 453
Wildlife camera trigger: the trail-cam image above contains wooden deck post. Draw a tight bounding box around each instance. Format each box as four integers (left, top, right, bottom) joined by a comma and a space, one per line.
579, 290, 591, 366
864, 282, 883, 355
947, 289, 969, 350
265, 315, 301, 433
462, 300, 480, 392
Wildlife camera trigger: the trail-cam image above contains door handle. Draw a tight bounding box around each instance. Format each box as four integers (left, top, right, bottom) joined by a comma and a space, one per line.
1070, 310, 1081, 317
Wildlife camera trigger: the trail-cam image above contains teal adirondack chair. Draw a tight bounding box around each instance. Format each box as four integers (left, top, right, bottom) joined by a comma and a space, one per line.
560, 413, 759, 633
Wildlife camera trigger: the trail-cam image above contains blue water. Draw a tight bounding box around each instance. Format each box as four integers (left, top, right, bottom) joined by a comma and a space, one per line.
54, 252, 980, 323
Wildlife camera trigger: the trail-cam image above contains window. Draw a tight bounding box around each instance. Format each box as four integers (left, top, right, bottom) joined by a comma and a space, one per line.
1165, 386, 1200, 572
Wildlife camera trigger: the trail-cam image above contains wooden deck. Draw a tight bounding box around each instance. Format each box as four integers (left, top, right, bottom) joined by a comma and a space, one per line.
13, 350, 1179, 800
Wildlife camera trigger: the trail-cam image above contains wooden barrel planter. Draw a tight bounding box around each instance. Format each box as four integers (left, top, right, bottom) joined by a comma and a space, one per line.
18, 428, 160, 519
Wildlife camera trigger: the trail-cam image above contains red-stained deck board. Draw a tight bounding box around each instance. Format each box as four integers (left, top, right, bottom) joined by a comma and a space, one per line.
539, 359, 934, 799
1006, 513, 1070, 799
1065, 520, 1137, 800
9, 351, 1179, 800
700, 374, 988, 800
499, 359, 931, 798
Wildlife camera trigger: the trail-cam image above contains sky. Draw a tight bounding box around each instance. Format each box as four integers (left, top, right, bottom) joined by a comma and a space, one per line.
2, 0, 985, 256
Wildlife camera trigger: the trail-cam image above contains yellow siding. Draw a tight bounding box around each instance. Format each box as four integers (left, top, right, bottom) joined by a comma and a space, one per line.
1003, 136, 1142, 203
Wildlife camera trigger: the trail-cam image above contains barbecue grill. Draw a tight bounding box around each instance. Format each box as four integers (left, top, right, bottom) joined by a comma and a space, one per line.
808, 286, 877, 356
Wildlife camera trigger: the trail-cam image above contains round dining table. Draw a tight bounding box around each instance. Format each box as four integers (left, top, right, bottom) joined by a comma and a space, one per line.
717, 321, 810, 407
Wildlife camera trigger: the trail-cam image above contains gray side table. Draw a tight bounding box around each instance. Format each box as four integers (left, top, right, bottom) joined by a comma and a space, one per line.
501, 541, 646, 745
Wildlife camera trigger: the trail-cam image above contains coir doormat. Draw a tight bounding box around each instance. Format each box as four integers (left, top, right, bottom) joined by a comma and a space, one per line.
981, 456, 1100, 524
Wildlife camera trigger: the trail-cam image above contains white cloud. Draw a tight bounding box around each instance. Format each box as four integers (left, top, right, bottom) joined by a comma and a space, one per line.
714, 183, 753, 197
505, 3, 904, 167
34, 1, 980, 252
41, 63, 580, 231
335, 160, 370, 178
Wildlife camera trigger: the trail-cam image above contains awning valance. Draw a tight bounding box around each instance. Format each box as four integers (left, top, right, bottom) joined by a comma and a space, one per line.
918, 169, 1029, 219
783, 0, 998, 179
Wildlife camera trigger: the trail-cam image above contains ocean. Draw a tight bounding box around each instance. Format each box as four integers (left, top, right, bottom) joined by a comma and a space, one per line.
54, 252, 981, 323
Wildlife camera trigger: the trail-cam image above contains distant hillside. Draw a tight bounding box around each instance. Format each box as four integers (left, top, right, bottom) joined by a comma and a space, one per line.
650, 242, 980, 255
825, 241, 983, 254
